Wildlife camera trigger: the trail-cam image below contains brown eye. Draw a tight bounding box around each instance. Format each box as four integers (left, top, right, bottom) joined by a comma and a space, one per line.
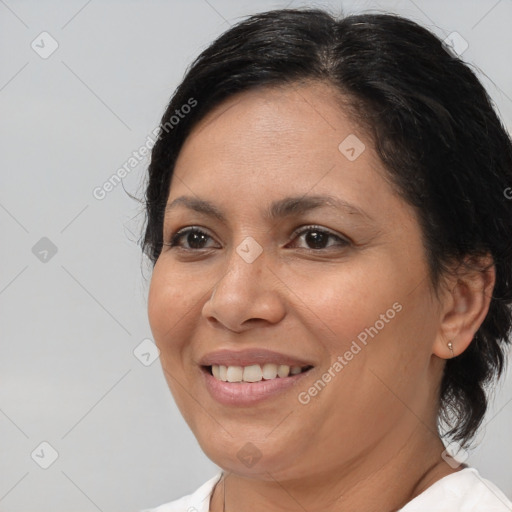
290, 226, 350, 250
167, 227, 216, 250
165, 225, 349, 252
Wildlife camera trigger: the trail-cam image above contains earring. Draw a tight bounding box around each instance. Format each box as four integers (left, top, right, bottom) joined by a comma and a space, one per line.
447, 341, 454, 358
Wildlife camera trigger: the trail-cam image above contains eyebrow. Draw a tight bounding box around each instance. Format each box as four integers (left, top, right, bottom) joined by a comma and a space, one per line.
164, 195, 373, 223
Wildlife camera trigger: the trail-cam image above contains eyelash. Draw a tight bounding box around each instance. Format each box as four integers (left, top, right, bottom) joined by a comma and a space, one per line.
164, 225, 350, 252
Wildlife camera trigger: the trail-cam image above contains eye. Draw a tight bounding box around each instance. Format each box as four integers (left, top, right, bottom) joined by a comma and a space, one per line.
164, 225, 350, 252
165, 227, 217, 251
289, 225, 350, 250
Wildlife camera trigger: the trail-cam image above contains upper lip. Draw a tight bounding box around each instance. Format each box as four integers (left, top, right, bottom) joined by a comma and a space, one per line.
198, 349, 315, 368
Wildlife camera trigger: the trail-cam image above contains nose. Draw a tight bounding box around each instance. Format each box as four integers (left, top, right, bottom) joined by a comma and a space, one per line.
201, 244, 286, 333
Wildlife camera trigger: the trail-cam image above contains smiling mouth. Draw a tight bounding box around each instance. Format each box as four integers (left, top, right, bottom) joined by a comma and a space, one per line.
203, 363, 314, 383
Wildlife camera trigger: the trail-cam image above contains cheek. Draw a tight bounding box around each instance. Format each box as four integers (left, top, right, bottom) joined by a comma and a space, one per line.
287, 265, 398, 354
147, 261, 200, 353
292, 257, 433, 402
147, 265, 173, 341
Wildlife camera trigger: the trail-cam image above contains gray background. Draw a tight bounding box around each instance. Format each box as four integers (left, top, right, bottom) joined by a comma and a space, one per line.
0, 0, 511, 510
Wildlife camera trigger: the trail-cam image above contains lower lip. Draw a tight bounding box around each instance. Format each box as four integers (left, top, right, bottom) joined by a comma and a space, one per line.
201, 367, 313, 406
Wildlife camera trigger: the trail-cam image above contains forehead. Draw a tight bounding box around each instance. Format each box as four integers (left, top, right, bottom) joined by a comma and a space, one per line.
180, 81, 360, 155
169, 82, 407, 224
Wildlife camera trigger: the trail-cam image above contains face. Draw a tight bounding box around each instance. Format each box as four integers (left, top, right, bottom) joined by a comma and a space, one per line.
148, 82, 445, 481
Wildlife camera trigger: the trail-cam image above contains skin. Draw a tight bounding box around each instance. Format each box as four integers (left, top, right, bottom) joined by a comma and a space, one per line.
147, 81, 495, 512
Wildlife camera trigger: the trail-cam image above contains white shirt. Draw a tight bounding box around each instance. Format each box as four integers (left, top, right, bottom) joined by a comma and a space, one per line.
141, 467, 512, 512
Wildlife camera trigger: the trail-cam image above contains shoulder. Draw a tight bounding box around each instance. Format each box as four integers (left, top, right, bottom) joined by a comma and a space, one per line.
140, 472, 222, 512
401, 467, 512, 512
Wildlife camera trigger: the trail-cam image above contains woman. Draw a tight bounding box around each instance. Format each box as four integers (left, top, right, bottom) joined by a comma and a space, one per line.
140, 7, 512, 512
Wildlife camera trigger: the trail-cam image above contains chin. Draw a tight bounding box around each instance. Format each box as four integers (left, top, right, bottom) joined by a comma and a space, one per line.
195, 428, 309, 480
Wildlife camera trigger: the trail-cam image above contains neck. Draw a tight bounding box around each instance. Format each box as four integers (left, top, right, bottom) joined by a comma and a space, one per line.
209, 428, 460, 512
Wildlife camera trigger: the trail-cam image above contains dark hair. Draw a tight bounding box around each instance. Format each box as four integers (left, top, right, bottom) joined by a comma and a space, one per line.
141, 8, 512, 446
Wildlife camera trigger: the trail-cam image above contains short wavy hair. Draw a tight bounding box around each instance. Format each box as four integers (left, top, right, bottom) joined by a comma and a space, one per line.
141, 8, 512, 447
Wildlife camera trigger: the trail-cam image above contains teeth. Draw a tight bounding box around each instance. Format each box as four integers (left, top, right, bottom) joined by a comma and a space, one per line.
243, 364, 263, 382
262, 363, 278, 380
277, 364, 290, 377
226, 366, 243, 382
211, 364, 306, 382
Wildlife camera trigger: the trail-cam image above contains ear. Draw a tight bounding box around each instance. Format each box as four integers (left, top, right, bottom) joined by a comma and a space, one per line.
433, 254, 496, 359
